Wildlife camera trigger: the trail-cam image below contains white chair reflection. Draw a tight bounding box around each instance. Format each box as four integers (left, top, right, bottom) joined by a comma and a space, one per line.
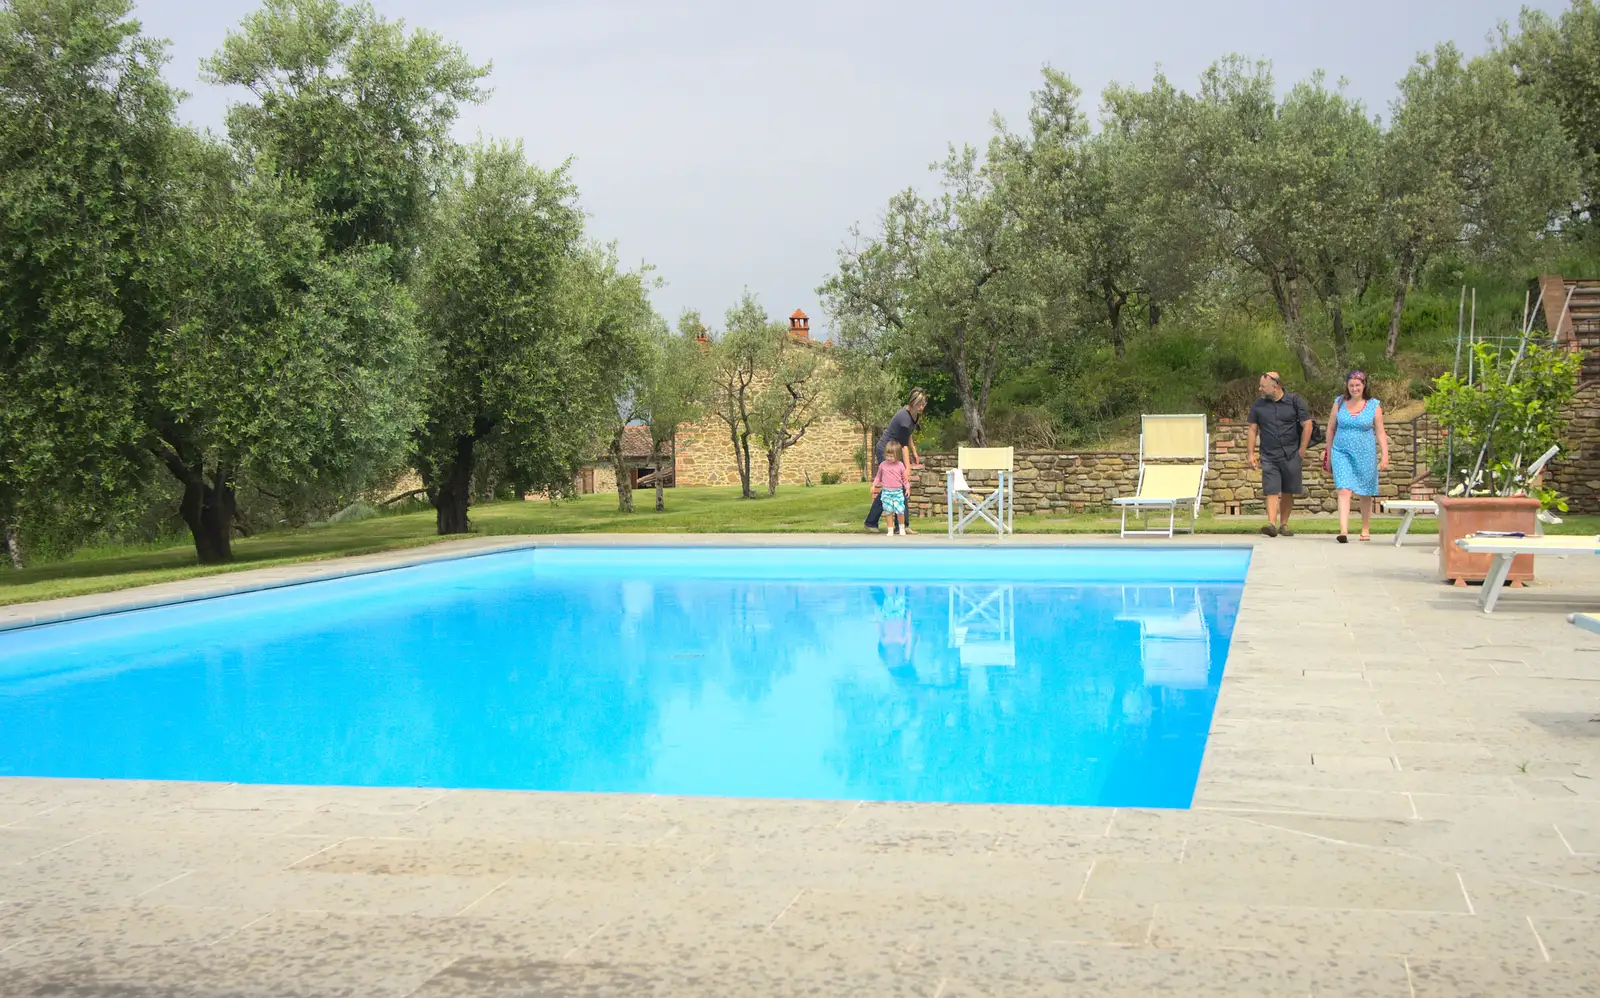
1117, 586, 1211, 689
948, 585, 1016, 669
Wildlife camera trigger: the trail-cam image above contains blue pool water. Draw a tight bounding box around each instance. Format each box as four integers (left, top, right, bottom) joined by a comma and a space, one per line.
0, 546, 1249, 808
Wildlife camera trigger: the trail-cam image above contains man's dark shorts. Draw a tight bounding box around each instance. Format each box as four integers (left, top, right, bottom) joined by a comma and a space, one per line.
1261, 451, 1304, 496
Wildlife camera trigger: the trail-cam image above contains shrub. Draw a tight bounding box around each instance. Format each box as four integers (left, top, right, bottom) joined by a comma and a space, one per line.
1425, 341, 1579, 500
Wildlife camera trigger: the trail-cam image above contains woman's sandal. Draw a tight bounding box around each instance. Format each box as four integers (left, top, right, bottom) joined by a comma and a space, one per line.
1359, 533, 1371, 542
1336, 534, 1348, 543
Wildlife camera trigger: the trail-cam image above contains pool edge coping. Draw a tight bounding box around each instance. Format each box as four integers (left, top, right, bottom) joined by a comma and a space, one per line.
0, 533, 1259, 634
0, 537, 542, 634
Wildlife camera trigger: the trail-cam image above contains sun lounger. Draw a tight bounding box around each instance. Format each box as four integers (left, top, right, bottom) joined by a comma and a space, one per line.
1571, 612, 1600, 637
1380, 500, 1437, 547
1112, 415, 1209, 539
1117, 586, 1212, 688
1388, 447, 1564, 549
1453, 534, 1600, 613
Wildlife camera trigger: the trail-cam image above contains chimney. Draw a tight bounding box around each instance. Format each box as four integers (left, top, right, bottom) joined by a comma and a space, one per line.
694, 324, 710, 352
788, 309, 811, 343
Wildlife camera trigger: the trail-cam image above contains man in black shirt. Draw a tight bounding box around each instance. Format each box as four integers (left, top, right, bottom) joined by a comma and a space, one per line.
865, 389, 927, 532
1246, 371, 1313, 538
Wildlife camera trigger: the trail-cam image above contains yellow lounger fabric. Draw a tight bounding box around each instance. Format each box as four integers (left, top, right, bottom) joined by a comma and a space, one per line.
1134, 465, 1205, 501
1140, 416, 1208, 461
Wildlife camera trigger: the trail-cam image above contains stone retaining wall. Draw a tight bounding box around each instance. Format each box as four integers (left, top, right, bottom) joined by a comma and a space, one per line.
910, 418, 1437, 519
1549, 382, 1600, 515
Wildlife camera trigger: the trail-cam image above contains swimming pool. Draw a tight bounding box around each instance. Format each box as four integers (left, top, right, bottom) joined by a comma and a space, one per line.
0, 546, 1249, 808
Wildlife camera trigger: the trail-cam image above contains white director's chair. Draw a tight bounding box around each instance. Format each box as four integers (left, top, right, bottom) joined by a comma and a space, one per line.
946, 447, 1015, 536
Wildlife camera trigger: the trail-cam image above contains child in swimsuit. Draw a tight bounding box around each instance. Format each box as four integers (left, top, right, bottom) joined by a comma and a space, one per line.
872, 441, 911, 537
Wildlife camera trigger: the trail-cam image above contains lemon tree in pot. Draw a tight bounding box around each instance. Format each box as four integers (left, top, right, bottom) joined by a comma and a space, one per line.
1425, 341, 1579, 584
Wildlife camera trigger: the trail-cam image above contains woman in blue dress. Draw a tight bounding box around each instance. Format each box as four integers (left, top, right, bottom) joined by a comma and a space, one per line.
1322, 370, 1389, 543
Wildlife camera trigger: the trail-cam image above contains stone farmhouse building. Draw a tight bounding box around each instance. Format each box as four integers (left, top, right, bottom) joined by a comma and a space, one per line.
573, 310, 868, 494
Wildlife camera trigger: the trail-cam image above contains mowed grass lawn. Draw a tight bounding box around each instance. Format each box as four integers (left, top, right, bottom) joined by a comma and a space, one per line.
3, 482, 1597, 606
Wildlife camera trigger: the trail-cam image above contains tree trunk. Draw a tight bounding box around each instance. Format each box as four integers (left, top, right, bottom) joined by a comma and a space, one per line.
1148, 302, 1162, 328
1105, 283, 1128, 360
653, 439, 667, 512
1330, 300, 1349, 373
736, 430, 755, 499
951, 327, 987, 446
610, 430, 634, 513
960, 396, 987, 447
1385, 242, 1415, 360
1322, 267, 1351, 373
178, 468, 236, 565
1268, 272, 1318, 382
5, 526, 23, 570
767, 446, 781, 496
434, 434, 475, 535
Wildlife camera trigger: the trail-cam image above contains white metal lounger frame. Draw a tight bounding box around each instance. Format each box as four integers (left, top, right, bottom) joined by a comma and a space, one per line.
946, 447, 1015, 536
1383, 446, 1563, 547
1454, 534, 1600, 613
1112, 415, 1210, 539
1380, 500, 1437, 547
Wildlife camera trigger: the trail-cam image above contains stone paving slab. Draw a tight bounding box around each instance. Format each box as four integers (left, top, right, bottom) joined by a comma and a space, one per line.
1, 533, 1599, 994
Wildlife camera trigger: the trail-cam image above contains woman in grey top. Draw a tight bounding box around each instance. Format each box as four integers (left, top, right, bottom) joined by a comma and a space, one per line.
864, 389, 926, 533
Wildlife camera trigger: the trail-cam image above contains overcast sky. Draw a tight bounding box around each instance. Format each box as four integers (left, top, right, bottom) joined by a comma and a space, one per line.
139, 0, 1562, 338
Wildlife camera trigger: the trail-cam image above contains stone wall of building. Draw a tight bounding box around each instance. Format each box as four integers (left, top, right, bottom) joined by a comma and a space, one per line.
589, 463, 619, 495
1550, 381, 1600, 514
674, 412, 867, 488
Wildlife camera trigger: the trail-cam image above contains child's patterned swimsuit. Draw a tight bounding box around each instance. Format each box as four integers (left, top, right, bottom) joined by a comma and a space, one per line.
881, 488, 906, 515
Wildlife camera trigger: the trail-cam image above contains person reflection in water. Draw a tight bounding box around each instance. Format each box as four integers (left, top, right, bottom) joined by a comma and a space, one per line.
876, 586, 917, 683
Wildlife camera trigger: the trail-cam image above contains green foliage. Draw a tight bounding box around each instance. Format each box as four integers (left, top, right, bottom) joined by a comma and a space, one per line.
830, 346, 904, 471
0, 0, 181, 544
1425, 341, 1580, 498
751, 329, 827, 496
1505, 1, 1600, 225
630, 313, 711, 511
706, 291, 777, 498
202, 0, 488, 275
819, 144, 1040, 445
1, 0, 428, 566
414, 142, 647, 532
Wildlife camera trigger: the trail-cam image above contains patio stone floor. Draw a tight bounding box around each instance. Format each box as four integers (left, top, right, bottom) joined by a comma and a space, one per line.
2, 532, 1599, 996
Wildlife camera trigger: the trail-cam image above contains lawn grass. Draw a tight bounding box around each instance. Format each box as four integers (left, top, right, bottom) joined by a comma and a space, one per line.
3, 483, 1596, 607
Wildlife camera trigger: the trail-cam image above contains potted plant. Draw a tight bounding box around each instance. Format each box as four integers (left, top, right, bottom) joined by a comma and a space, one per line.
1425, 340, 1580, 585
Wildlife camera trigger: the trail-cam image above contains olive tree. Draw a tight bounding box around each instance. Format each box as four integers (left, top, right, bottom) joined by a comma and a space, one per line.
1, 0, 427, 565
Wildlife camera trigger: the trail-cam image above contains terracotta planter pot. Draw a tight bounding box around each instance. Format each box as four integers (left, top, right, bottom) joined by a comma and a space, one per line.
1436, 496, 1540, 585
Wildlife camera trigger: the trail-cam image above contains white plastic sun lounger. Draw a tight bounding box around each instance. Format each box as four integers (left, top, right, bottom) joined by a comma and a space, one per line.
1380, 500, 1436, 547
1385, 446, 1565, 548
1116, 586, 1212, 688
1453, 534, 1600, 613
1112, 415, 1209, 539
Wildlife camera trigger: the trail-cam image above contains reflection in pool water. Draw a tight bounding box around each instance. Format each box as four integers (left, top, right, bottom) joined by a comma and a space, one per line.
0, 553, 1244, 808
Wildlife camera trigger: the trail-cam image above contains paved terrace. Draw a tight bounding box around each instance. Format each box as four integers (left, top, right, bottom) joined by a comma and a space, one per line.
2, 534, 1599, 996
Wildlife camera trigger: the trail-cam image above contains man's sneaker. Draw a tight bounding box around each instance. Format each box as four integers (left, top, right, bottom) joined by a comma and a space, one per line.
1278, 525, 1295, 537
1260, 524, 1278, 538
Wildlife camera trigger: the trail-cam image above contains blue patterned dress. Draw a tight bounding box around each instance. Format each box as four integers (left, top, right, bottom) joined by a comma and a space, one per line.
1330, 398, 1380, 496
